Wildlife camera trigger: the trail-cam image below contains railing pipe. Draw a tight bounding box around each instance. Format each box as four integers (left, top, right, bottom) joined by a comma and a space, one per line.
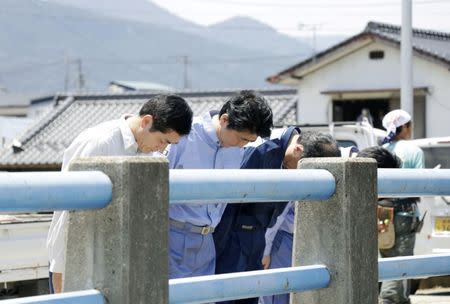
0, 171, 112, 212
169, 169, 336, 204
169, 265, 330, 304
0, 290, 104, 304
378, 169, 450, 197
379, 254, 450, 281
2, 169, 450, 211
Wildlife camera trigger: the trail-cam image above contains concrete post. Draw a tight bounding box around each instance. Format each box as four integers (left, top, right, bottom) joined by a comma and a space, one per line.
63, 157, 169, 304
291, 158, 378, 304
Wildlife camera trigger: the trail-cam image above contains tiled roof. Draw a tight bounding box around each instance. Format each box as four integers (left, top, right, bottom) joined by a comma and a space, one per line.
365, 21, 450, 64
268, 21, 450, 83
109, 80, 174, 92
0, 89, 297, 170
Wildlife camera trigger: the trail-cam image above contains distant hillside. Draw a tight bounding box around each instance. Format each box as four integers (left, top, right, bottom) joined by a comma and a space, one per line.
48, 0, 312, 56
206, 17, 312, 56
0, 0, 310, 93
47, 0, 200, 30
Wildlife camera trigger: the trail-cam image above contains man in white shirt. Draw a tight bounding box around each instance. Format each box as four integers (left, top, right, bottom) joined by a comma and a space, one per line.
47, 94, 193, 293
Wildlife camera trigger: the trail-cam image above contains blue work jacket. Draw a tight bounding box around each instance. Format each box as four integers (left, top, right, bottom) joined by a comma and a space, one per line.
214, 126, 300, 253
168, 111, 244, 227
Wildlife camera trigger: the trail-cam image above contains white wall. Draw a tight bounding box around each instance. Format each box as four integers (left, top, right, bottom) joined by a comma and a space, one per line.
295, 41, 450, 137
413, 56, 450, 137
0, 116, 34, 147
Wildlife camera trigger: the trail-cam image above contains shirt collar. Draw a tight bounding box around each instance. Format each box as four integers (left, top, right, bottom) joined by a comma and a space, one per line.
119, 115, 139, 153
201, 111, 220, 147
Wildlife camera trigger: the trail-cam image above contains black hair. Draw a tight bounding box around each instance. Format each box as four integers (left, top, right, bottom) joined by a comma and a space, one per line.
139, 94, 193, 136
357, 146, 401, 168
219, 90, 273, 138
395, 121, 411, 136
297, 131, 341, 158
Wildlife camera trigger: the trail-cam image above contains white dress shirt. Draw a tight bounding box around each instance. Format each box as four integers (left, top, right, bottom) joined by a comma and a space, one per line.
47, 116, 147, 273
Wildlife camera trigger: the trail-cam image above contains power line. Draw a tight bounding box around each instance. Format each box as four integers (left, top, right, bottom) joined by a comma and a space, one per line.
182, 56, 190, 89
1, 60, 63, 75
174, 0, 450, 8
82, 53, 308, 66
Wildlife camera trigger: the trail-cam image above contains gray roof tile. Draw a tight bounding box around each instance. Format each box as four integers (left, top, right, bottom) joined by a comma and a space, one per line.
365, 21, 450, 64
269, 21, 450, 82
0, 89, 296, 169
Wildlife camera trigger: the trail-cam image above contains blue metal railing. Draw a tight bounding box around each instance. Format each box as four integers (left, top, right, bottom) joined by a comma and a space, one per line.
378, 169, 450, 197
2, 169, 450, 212
379, 254, 450, 281
170, 169, 450, 203
5, 254, 450, 304
169, 254, 450, 303
0, 171, 112, 212
0, 290, 104, 304
1, 169, 450, 303
169, 169, 336, 203
170, 265, 330, 304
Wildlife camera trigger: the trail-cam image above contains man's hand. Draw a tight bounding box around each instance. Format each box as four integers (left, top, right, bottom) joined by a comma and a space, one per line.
262, 255, 271, 269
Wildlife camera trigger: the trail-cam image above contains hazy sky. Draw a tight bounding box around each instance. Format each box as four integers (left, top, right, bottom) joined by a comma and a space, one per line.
150, 0, 450, 37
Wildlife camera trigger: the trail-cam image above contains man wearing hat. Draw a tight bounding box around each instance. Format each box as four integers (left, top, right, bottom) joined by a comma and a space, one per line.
380, 109, 425, 304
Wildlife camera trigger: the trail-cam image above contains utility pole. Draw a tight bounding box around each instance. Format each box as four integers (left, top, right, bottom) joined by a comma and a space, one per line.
64, 57, 85, 92
64, 56, 70, 92
401, 0, 413, 122
75, 58, 85, 93
298, 23, 322, 60
182, 55, 190, 90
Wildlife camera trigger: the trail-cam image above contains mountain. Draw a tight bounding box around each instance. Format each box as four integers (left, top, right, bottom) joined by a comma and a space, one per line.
0, 0, 309, 93
206, 17, 312, 56
46, 0, 312, 56
46, 0, 200, 30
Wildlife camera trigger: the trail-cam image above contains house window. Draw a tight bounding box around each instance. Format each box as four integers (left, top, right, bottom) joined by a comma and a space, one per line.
369, 50, 384, 60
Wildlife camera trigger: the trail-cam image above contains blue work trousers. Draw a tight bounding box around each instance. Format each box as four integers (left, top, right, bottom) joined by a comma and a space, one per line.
259, 230, 293, 304
169, 223, 216, 279
215, 228, 266, 304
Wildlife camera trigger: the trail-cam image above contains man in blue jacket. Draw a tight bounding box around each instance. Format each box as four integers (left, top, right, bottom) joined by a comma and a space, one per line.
213, 129, 341, 304
167, 90, 273, 279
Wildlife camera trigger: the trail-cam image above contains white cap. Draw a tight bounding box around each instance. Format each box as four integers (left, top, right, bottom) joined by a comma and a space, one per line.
382, 109, 411, 136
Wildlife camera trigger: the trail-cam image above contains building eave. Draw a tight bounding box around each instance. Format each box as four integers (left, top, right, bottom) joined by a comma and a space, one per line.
321, 86, 429, 100
267, 23, 450, 85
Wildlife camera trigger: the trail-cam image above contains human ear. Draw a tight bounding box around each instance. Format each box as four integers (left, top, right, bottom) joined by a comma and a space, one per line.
141, 115, 153, 130
219, 113, 229, 126
296, 144, 304, 158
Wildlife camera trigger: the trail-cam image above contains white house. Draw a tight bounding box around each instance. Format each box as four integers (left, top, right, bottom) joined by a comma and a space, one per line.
267, 21, 450, 138
0, 94, 54, 147
108, 80, 174, 93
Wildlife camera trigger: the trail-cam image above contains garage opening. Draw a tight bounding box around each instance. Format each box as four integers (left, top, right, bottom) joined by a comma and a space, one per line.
323, 87, 427, 138
333, 99, 389, 129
